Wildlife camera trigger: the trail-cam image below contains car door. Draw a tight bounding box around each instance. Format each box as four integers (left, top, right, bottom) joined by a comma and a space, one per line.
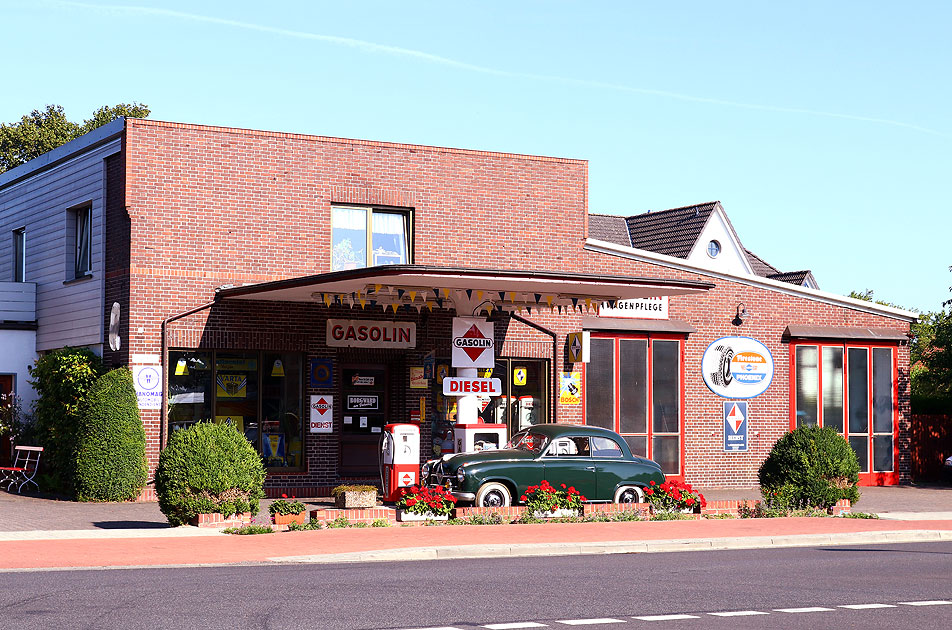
542, 436, 597, 500
592, 435, 635, 499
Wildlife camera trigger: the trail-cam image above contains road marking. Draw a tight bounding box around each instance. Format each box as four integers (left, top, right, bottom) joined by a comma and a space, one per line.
402, 627, 464, 630
898, 600, 952, 606
839, 604, 897, 609
633, 614, 701, 621
774, 607, 834, 613
483, 624, 548, 629
707, 611, 770, 617
556, 620, 625, 625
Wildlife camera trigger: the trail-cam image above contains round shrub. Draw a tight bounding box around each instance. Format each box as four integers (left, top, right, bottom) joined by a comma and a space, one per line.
155, 422, 265, 526
758, 425, 860, 510
73, 368, 147, 502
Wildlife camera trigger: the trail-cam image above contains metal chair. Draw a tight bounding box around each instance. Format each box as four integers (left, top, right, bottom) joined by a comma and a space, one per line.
0, 446, 43, 493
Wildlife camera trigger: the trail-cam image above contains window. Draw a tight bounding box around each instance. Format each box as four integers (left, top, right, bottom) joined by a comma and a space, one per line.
792, 342, 895, 477
707, 240, 721, 258
67, 206, 92, 279
585, 335, 683, 475
331, 205, 411, 271
168, 349, 305, 470
12, 228, 25, 282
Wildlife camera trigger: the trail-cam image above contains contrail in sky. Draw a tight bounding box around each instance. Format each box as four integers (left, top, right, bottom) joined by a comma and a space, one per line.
55, 1, 948, 139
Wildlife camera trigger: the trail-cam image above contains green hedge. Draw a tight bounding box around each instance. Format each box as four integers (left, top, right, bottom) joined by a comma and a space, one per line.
758, 425, 860, 509
28, 347, 107, 493
73, 369, 148, 502
155, 422, 265, 526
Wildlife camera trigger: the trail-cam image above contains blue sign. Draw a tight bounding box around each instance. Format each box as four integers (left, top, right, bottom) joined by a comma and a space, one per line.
309, 358, 334, 388
723, 401, 748, 452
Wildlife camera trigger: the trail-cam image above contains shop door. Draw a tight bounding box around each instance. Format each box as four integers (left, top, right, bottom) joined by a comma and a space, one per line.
340, 365, 388, 477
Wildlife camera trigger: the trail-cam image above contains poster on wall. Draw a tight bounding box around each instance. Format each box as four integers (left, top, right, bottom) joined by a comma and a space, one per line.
559, 371, 582, 405
133, 365, 163, 410
216, 374, 247, 398
723, 401, 748, 452
451, 317, 495, 368
701, 336, 774, 399
409, 366, 427, 389
309, 395, 333, 433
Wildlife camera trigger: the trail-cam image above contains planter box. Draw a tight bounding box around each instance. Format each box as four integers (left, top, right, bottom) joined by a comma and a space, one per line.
335, 490, 377, 509
396, 510, 449, 522
533, 508, 579, 519
272, 511, 308, 526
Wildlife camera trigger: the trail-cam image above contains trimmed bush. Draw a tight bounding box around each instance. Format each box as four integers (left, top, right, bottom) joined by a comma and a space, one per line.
155, 422, 265, 526
28, 347, 107, 493
758, 425, 860, 510
73, 369, 148, 502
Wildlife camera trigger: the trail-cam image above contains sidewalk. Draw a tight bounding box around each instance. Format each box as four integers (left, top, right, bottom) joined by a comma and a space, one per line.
0, 484, 950, 571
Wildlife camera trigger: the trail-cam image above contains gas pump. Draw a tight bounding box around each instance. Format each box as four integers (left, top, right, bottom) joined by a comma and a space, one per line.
518, 396, 538, 430
380, 423, 420, 502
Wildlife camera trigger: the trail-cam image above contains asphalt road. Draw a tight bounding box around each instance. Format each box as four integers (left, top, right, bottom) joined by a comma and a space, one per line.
0, 543, 949, 630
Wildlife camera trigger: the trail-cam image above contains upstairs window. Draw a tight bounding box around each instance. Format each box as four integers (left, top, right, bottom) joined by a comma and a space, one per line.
67, 205, 92, 279
12, 228, 25, 282
331, 206, 411, 271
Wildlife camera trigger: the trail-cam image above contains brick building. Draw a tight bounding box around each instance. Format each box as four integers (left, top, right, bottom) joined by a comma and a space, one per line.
0, 118, 915, 495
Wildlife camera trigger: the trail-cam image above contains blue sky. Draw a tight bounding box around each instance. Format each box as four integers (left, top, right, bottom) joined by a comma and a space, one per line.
5, 1, 949, 313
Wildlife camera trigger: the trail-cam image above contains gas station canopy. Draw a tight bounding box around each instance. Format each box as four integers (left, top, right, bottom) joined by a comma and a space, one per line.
215, 265, 713, 314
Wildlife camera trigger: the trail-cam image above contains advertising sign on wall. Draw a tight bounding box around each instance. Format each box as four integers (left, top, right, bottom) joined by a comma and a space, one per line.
559, 371, 582, 405
133, 365, 162, 410
701, 336, 774, 399
599, 297, 669, 319
723, 401, 748, 452
326, 319, 416, 349
451, 317, 495, 368
309, 395, 333, 433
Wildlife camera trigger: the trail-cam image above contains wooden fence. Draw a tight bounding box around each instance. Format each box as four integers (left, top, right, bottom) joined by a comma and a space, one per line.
910, 414, 952, 480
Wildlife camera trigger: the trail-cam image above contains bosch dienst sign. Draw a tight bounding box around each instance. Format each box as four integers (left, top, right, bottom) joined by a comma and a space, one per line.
701, 336, 774, 399
442, 377, 502, 396
451, 317, 495, 368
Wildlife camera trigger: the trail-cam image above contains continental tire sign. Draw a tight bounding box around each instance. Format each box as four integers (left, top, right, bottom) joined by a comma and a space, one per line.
701, 336, 774, 399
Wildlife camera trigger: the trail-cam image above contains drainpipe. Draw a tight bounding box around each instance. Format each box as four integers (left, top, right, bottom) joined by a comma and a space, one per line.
160, 300, 216, 449
509, 313, 559, 425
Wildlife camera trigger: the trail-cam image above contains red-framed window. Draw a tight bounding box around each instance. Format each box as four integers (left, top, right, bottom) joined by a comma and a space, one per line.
584, 333, 684, 478
789, 341, 898, 485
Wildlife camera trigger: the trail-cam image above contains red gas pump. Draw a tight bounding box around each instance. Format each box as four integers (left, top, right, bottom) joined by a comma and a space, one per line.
380, 423, 420, 502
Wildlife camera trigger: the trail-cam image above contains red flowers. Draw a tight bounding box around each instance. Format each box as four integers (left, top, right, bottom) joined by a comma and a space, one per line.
523, 479, 586, 514
397, 484, 457, 517
644, 479, 706, 513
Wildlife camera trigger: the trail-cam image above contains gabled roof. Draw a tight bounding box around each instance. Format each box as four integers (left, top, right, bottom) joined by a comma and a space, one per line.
588, 214, 631, 248
744, 249, 780, 276
624, 202, 717, 258
767, 270, 819, 289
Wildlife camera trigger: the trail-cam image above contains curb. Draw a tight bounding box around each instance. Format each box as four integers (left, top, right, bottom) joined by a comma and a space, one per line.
0, 527, 223, 542
267, 530, 952, 565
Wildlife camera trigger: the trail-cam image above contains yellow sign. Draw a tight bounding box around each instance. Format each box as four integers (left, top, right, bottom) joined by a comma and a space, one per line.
559, 371, 582, 405
436, 363, 449, 385
214, 415, 244, 434
216, 374, 247, 398
514, 367, 527, 386
409, 366, 428, 389
478, 367, 494, 378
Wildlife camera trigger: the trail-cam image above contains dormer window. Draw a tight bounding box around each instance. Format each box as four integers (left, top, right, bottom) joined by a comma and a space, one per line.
707, 240, 721, 258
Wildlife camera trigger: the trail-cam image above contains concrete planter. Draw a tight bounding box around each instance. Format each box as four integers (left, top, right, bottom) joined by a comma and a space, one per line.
335, 490, 377, 509
396, 510, 449, 522
272, 511, 308, 526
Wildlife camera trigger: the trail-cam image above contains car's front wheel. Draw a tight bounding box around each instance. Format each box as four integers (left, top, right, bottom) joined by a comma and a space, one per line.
475, 482, 512, 508
614, 485, 644, 504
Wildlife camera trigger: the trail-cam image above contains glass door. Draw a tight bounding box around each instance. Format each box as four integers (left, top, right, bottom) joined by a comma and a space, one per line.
340, 365, 388, 477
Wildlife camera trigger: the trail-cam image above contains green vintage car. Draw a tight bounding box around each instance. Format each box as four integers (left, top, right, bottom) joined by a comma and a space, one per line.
421, 424, 665, 507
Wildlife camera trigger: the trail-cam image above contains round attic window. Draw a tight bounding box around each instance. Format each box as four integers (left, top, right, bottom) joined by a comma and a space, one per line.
707, 240, 721, 258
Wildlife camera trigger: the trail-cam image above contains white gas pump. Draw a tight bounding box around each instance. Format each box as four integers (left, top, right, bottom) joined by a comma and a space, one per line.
518, 396, 538, 430
380, 423, 420, 502
453, 423, 509, 454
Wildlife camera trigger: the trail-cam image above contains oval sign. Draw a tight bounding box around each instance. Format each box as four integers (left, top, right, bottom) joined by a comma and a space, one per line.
701, 336, 774, 399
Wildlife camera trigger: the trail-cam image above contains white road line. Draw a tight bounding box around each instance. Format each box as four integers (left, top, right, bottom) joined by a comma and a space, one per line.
633, 614, 701, 621
898, 600, 952, 606
483, 624, 548, 629
402, 627, 464, 630
774, 607, 835, 613
556, 620, 625, 626
707, 611, 770, 617
839, 604, 897, 609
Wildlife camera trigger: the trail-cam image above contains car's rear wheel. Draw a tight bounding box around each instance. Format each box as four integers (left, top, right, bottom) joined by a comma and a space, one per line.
475, 482, 512, 508
614, 486, 644, 504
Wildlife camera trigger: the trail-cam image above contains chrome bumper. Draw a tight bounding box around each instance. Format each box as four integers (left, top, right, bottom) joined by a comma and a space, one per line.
451, 491, 476, 502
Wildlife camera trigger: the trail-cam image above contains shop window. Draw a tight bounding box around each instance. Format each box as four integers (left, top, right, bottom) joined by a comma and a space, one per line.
168, 349, 304, 471
585, 334, 683, 476
474, 359, 549, 437
12, 228, 25, 282
331, 205, 411, 271
792, 342, 895, 476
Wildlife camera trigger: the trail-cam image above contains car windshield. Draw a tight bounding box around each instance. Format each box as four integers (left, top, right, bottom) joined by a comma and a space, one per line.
506, 431, 548, 454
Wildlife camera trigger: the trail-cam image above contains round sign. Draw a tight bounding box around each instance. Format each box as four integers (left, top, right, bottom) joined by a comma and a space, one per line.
701, 336, 774, 399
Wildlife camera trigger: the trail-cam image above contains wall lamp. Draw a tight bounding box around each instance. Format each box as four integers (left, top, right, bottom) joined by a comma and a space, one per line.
732, 303, 749, 326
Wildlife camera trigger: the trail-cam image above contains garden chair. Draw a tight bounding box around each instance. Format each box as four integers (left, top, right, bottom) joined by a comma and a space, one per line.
0, 446, 43, 493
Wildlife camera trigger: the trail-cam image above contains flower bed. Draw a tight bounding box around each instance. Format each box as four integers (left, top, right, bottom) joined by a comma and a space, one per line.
395, 485, 457, 518
644, 480, 706, 514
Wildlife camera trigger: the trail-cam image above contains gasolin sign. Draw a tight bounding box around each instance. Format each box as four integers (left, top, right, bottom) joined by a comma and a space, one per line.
309, 395, 333, 433
452, 317, 495, 368
701, 336, 774, 399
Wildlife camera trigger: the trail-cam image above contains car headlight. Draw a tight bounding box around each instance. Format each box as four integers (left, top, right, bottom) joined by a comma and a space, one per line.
456, 467, 466, 484
421, 462, 431, 478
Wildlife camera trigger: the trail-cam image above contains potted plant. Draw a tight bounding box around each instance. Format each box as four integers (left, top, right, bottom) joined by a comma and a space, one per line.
332, 484, 378, 509
522, 480, 585, 518
395, 485, 456, 521
644, 480, 706, 514
269, 495, 308, 526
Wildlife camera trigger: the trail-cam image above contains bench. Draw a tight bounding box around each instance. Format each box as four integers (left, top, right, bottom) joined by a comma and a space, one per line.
0, 446, 43, 493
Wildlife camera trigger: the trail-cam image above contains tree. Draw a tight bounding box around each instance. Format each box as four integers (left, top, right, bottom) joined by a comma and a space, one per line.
0, 103, 149, 173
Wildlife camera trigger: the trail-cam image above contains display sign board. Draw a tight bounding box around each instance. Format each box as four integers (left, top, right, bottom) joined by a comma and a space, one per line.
567, 332, 590, 363
701, 336, 774, 399
309, 358, 334, 388
310, 395, 333, 433
347, 395, 379, 410
559, 371, 582, 405
326, 319, 416, 349
443, 377, 502, 396
723, 401, 748, 452
133, 365, 162, 410
599, 297, 668, 319
409, 366, 427, 389
451, 317, 495, 368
